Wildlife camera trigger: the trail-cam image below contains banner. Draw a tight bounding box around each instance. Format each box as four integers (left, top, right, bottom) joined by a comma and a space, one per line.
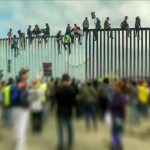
43, 62, 52, 77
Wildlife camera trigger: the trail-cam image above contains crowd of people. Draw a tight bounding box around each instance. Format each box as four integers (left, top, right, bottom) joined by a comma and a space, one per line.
0, 67, 150, 150
6, 15, 141, 56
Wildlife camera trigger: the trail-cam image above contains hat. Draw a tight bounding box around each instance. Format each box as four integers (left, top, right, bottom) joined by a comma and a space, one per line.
19, 68, 29, 76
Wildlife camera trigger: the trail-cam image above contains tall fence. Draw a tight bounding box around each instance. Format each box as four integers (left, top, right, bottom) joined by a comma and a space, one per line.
0, 37, 85, 80
85, 28, 150, 80
0, 28, 150, 81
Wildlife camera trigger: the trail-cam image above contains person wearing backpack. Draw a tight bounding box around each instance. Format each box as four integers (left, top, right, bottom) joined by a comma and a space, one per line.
11, 68, 30, 150
80, 82, 98, 130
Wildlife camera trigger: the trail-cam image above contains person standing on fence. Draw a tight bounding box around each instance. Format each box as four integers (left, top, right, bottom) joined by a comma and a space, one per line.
27, 25, 33, 44
56, 30, 63, 54
120, 16, 131, 38
94, 17, 101, 41
54, 74, 76, 150
135, 16, 141, 39
104, 17, 114, 39
7, 28, 13, 45
11, 68, 30, 150
11, 35, 19, 57
82, 17, 89, 38
63, 33, 71, 54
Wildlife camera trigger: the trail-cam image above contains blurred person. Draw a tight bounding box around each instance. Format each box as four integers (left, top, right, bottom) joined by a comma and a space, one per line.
135, 16, 141, 39
82, 17, 89, 37
80, 82, 98, 130
29, 79, 43, 133
2, 78, 14, 128
42, 23, 50, 43
94, 17, 101, 41
18, 30, 25, 50
138, 81, 149, 118
7, 28, 13, 45
104, 17, 114, 39
11, 35, 19, 57
11, 68, 30, 150
27, 25, 33, 44
66, 24, 71, 35
120, 16, 131, 38
55, 74, 76, 150
39, 79, 48, 123
56, 30, 63, 54
32, 24, 42, 43
63, 33, 71, 54
71, 24, 82, 45
110, 81, 127, 150
128, 81, 140, 126
98, 78, 112, 120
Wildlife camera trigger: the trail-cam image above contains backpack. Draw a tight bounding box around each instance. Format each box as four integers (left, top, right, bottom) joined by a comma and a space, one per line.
10, 83, 19, 106
10, 82, 29, 107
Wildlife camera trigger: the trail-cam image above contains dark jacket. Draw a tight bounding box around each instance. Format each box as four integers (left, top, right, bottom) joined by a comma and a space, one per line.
55, 84, 76, 118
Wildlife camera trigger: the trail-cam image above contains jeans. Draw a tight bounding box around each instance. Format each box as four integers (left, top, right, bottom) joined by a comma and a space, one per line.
64, 43, 71, 54
84, 102, 97, 129
57, 116, 73, 150
139, 104, 149, 118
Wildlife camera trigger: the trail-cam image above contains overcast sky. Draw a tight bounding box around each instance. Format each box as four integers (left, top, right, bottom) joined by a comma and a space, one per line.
0, 0, 150, 38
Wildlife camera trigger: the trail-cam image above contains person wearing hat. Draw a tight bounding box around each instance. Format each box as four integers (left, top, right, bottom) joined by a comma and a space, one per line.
29, 79, 44, 132
135, 16, 141, 39
11, 68, 30, 150
55, 73, 76, 150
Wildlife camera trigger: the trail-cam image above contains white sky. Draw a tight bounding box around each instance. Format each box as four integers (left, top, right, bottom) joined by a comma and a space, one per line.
0, 0, 150, 37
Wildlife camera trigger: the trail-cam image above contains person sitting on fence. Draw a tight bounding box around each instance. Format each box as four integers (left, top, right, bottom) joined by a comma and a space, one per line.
104, 17, 114, 39
120, 16, 131, 38
18, 30, 25, 50
27, 25, 33, 44
42, 23, 50, 43
66, 24, 71, 35
7, 28, 13, 45
82, 17, 89, 37
94, 17, 101, 41
71, 24, 82, 45
32, 24, 42, 43
11, 35, 19, 57
135, 16, 141, 39
63, 33, 71, 54
56, 30, 63, 54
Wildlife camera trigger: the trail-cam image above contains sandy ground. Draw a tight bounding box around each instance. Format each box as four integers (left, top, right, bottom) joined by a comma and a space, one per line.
0, 114, 150, 150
